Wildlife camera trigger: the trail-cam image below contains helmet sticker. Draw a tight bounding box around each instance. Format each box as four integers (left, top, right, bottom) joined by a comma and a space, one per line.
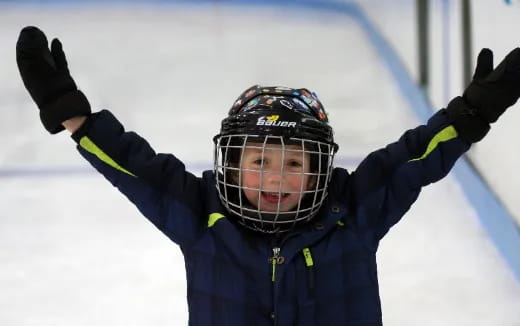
243, 98, 259, 111
244, 88, 258, 98
275, 86, 293, 91
310, 100, 321, 108
301, 89, 312, 98
280, 99, 293, 109
292, 98, 312, 114
233, 99, 242, 108
317, 109, 327, 120
300, 94, 313, 105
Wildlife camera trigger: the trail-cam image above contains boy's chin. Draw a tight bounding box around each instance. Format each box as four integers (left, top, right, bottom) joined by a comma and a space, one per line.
256, 201, 299, 212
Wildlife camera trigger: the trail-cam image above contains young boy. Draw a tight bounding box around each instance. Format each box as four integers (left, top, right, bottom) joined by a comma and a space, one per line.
16, 26, 520, 325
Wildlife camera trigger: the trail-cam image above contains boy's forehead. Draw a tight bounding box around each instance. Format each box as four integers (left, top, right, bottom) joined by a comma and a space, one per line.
243, 142, 305, 154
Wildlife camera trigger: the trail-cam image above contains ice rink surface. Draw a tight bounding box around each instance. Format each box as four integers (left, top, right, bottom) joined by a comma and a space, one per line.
1, 3, 519, 325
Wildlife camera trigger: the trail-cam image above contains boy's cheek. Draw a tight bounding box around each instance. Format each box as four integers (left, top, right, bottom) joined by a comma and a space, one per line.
243, 190, 260, 208
241, 175, 256, 188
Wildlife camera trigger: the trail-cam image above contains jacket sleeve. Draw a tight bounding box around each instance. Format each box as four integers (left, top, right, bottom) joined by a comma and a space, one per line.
347, 108, 471, 239
71, 110, 207, 246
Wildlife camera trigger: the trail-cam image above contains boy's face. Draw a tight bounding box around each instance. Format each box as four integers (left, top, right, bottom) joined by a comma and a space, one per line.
239, 142, 314, 212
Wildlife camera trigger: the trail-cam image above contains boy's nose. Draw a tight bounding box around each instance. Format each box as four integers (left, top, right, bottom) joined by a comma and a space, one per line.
262, 169, 283, 185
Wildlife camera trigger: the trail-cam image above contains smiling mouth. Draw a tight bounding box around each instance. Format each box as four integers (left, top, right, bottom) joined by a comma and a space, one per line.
261, 191, 290, 203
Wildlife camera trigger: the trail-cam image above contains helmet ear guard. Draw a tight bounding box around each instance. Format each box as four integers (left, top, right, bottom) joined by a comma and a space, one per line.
213, 85, 338, 234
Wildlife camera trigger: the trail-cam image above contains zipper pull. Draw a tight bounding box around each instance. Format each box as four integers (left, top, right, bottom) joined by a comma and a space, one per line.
269, 247, 284, 282
272, 247, 280, 261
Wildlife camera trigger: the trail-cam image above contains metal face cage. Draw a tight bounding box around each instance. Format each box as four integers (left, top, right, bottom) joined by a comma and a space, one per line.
214, 134, 336, 233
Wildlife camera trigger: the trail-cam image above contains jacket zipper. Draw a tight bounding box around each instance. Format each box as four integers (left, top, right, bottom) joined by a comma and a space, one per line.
270, 247, 282, 282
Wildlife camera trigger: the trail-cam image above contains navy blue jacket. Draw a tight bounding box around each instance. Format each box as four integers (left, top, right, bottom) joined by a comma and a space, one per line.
71, 108, 470, 326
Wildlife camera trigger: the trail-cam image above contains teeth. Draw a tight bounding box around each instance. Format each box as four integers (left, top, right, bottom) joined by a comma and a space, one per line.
264, 192, 288, 197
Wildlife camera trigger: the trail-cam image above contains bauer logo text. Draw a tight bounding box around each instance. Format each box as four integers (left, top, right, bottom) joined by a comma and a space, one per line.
257, 115, 296, 127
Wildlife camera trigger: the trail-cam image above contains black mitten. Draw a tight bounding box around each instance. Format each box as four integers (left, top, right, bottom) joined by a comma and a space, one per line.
16, 26, 91, 134
447, 48, 520, 143
464, 48, 520, 123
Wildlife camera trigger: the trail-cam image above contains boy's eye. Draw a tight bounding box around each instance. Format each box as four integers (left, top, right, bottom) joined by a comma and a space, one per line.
288, 160, 303, 167
253, 158, 265, 165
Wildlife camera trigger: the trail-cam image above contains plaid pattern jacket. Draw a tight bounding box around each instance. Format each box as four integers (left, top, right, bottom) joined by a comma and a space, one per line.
71, 108, 470, 326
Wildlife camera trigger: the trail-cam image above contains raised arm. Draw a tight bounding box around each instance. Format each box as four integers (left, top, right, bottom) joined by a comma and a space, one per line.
349, 109, 465, 204
16, 26, 207, 246
348, 48, 520, 237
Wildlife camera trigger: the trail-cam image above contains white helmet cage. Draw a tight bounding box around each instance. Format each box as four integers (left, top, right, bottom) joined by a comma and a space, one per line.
213, 85, 338, 233
214, 134, 336, 233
